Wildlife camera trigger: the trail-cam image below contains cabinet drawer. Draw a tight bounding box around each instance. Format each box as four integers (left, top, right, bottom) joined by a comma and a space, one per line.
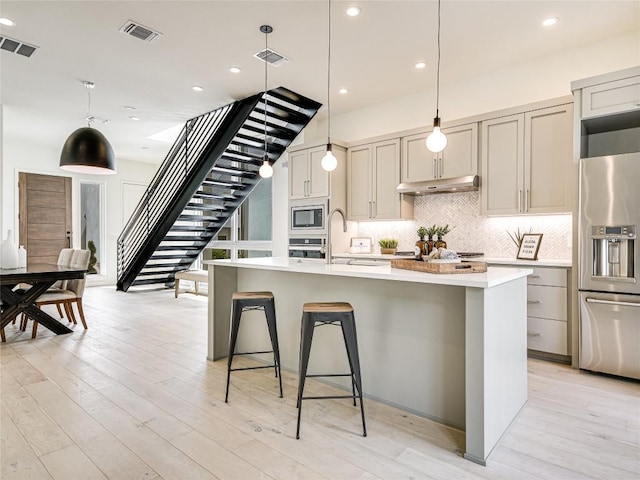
527, 317, 568, 355
527, 267, 567, 287
582, 76, 640, 119
527, 285, 567, 321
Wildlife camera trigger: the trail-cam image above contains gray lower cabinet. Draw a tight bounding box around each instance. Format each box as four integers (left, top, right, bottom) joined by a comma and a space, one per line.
490, 264, 571, 359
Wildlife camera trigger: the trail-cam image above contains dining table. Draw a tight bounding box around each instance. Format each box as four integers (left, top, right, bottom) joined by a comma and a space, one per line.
1, 263, 87, 337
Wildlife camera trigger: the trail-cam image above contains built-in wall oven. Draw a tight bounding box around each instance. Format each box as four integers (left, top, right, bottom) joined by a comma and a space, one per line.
288, 237, 326, 259
289, 198, 328, 236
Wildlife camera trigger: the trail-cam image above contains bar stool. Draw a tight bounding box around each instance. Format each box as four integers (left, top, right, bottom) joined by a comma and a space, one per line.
296, 302, 366, 439
225, 291, 283, 402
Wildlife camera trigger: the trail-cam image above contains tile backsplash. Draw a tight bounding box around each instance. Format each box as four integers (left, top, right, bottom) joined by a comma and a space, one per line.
356, 191, 572, 259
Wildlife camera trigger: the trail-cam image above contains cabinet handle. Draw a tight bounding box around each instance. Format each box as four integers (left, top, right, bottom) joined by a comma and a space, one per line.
433, 158, 437, 179
372, 201, 376, 218
527, 300, 541, 304
527, 331, 541, 338
306, 180, 309, 197
525, 189, 530, 212
438, 157, 442, 178
368, 201, 372, 219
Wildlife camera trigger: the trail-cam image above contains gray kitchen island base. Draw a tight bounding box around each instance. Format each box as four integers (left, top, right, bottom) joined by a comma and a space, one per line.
206, 258, 530, 465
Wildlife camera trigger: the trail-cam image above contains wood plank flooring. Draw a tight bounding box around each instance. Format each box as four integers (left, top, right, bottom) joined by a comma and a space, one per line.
1, 286, 639, 479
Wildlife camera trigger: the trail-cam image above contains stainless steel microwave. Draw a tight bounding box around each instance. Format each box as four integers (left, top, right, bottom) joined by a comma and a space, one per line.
290, 200, 327, 235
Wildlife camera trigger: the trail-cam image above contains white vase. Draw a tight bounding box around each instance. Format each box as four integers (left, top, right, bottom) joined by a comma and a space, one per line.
1, 230, 19, 269
18, 245, 27, 268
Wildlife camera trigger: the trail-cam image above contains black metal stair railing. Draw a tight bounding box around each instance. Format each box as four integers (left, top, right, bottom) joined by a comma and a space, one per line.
116, 87, 322, 292
117, 103, 235, 287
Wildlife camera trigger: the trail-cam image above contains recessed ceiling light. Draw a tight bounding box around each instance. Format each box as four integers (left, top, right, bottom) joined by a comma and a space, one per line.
124, 105, 136, 110
192, 85, 204, 92
129, 116, 140, 121
141, 146, 149, 150
339, 88, 348, 94
346, 6, 360, 17
542, 17, 558, 27
0, 17, 15, 26
415, 62, 427, 69
229, 66, 241, 74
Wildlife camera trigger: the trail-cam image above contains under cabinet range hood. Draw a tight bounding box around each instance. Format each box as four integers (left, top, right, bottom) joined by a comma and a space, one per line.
396, 175, 479, 195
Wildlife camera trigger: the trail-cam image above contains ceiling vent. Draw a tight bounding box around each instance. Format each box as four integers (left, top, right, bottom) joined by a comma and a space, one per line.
119, 20, 162, 43
253, 48, 289, 67
0, 36, 38, 57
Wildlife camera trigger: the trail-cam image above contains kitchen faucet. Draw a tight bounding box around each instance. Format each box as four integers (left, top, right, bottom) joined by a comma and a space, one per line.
326, 207, 347, 264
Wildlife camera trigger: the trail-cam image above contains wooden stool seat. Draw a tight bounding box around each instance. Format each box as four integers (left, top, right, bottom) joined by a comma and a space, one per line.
232, 291, 274, 300
302, 302, 353, 313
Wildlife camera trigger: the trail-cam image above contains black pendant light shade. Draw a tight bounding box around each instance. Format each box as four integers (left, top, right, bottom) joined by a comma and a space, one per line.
60, 127, 117, 175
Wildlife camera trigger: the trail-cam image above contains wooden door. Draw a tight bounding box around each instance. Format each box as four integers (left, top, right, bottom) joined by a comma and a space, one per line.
19, 173, 72, 265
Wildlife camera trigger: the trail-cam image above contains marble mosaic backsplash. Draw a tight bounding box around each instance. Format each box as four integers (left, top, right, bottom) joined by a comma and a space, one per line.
356, 191, 572, 259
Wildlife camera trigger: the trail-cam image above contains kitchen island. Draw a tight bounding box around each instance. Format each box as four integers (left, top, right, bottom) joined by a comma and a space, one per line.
205, 257, 531, 465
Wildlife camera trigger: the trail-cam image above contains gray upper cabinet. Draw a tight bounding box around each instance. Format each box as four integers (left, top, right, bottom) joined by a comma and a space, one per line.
481, 103, 573, 215
347, 139, 413, 221
289, 145, 330, 200
581, 75, 640, 119
401, 123, 478, 183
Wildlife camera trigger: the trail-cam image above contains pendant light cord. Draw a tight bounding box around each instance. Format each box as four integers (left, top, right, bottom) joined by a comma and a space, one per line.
327, 0, 332, 144
435, 0, 441, 118
263, 28, 269, 162
86, 85, 92, 127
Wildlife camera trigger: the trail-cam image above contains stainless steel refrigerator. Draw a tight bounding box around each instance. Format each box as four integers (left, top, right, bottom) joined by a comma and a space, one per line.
579, 152, 640, 379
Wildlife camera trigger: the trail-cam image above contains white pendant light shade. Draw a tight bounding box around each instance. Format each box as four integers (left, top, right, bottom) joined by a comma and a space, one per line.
259, 159, 273, 178
321, 144, 337, 171
426, 117, 447, 153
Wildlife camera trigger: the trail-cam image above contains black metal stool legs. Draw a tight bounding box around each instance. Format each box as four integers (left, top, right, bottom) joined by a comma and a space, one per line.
296, 305, 366, 439
225, 293, 283, 403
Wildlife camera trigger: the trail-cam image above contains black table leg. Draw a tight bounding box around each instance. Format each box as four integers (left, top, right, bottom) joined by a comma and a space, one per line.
0, 283, 73, 334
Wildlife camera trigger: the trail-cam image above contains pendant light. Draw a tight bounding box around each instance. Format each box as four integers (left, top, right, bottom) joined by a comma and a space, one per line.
60, 81, 117, 174
320, 0, 337, 172
258, 25, 274, 179
426, 0, 447, 153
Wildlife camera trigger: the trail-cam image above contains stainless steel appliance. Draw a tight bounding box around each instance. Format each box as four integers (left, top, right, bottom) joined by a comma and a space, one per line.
579, 153, 640, 379
289, 199, 328, 236
288, 237, 326, 260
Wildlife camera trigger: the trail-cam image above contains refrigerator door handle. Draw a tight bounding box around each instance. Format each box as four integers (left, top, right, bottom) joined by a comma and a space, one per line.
585, 297, 640, 308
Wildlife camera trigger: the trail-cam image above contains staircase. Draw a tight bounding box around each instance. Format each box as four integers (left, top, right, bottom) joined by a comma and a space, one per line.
116, 87, 321, 292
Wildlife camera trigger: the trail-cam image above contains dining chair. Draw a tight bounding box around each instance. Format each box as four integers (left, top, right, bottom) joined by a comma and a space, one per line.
31, 249, 90, 338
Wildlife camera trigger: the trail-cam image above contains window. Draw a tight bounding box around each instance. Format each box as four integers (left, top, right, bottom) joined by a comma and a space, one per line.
205, 177, 272, 262
80, 181, 105, 275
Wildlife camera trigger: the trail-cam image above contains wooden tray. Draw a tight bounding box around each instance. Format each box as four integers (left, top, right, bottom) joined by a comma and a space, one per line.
391, 258, 487, 274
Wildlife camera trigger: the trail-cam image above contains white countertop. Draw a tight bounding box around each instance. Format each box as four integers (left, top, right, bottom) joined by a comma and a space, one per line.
205, 257, 532, 289
332, 252, 572, 268
477, 257, 572, 268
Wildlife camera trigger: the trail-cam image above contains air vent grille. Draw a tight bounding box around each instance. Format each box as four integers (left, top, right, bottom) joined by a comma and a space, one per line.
253, 48, 289, 67
0, 36, 38, 57
119, 20, 162, 43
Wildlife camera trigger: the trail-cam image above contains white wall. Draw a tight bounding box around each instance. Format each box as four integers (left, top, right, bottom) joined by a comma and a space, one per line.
1, 117, 157, 284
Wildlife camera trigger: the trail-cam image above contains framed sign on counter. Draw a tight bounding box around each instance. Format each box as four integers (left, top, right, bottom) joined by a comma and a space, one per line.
517, 233, 543, 260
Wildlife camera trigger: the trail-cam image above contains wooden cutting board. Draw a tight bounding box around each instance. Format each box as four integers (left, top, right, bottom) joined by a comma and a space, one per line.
391, 258, 487, 274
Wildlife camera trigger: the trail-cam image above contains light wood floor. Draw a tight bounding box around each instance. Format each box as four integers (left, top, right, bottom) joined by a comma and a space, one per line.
1, 286, 639, 480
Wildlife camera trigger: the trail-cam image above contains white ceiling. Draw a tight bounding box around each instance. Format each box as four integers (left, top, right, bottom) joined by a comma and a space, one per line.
1, 1, 638, 165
